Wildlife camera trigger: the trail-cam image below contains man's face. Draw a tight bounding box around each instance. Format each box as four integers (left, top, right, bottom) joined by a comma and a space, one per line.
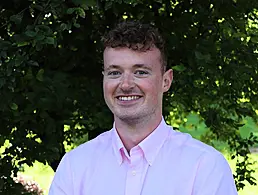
103, 47, 172, 122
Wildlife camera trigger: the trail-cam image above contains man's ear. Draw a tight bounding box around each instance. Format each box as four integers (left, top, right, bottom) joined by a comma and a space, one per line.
162, 69, 173, 92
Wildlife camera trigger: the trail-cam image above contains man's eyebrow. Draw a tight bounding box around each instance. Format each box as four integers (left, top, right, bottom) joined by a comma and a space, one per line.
133, 64, 152, 70
104, 64, 152, 71
104, 65, 120, 71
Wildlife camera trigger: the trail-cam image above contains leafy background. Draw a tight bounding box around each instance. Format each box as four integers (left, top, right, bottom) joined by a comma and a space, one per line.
0, 0, 258, 194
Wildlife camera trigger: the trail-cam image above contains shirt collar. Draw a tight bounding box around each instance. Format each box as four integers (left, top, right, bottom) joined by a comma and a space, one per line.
138, 118, 171, 166
111, 117, 172, 166
112, 122, 127, 165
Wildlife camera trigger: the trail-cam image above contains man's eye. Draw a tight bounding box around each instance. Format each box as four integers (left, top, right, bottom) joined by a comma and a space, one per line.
107, 70, 121, 78
135, 70, 149, 75
107, 71, 121, 76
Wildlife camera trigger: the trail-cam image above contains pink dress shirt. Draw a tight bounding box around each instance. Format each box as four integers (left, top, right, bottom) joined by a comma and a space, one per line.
49, 118, 238, 195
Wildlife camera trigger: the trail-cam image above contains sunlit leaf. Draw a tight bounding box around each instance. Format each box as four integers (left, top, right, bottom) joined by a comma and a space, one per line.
173, 64, 186, 72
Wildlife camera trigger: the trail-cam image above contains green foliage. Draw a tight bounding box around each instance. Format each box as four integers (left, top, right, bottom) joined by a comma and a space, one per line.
1, 0, 258, 193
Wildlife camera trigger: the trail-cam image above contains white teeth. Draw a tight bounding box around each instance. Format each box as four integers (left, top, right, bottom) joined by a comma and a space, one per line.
118, 96, 140, 101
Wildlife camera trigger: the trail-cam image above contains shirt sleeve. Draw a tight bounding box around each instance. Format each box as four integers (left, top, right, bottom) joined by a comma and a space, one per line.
192, 152, 238, 195
48, 153, 74, 195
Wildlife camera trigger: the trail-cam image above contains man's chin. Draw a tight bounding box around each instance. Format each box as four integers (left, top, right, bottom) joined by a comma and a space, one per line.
115, 113, 141, 122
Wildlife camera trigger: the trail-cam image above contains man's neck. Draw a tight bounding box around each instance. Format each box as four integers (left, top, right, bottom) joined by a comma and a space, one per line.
114, 115, 162, 153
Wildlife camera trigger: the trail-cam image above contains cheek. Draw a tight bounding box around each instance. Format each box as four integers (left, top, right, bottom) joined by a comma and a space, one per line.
150, 81, 164, 101
103, 80, 117, 95
140, 80, 162, 97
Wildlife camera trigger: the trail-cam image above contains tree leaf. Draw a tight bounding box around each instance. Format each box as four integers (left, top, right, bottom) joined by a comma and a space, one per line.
173, 64, 186, 72
10, 15, 22, 25
250, 36, 258, 43
27, 60, 39, 67
0, 51, 7, 58
60, 23, 67, 31
195, 51, 211, 62
24, 68, 34, 80
35, 25, 52, 34
45, 37, 55, 45
36, 43, 43, 51
67, 8, 76, 14
25, 30, 37, 37
10, 103, 18, 111
36, 69, 44, 82
31, 4, 44, 11
74, 23, 80, 28
77, 8, 86, 18
195, 51, 204, 60
0, 40, 12, 50
105, 1, 113, 10
0, 78, 5, 89
17, 42, 29, 47
72, 0, 96, 7
35, 34, 45, 41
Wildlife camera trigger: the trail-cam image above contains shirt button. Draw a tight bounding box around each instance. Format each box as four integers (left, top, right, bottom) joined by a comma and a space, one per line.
132, 170, 136, 176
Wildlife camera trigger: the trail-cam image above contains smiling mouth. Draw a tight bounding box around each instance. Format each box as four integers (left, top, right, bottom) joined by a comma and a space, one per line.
117, 96, 141, 101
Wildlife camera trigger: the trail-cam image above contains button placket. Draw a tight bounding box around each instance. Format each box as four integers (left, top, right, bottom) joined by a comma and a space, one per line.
125, 147, 144, 195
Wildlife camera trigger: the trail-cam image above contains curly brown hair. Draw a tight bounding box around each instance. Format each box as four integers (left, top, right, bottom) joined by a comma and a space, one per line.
102, 21, 167, 72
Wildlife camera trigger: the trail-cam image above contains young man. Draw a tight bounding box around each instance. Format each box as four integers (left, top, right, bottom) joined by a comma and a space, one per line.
49, 21, 238, 195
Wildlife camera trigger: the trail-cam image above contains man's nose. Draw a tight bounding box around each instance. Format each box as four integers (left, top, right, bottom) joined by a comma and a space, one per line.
120, 74, 135, 91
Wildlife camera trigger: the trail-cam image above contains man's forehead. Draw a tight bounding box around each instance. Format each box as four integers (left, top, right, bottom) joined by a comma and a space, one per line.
103, 47, 161, 61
